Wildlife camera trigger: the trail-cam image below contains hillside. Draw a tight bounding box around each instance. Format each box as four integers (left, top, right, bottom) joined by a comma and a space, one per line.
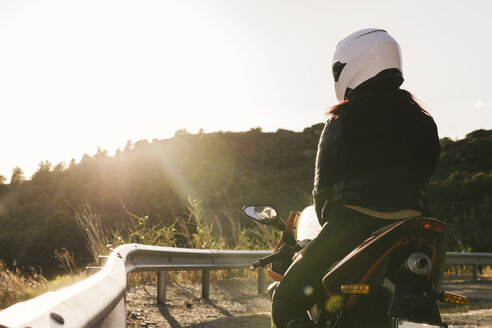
428, 129, 492, 251
0, 125, 491, 275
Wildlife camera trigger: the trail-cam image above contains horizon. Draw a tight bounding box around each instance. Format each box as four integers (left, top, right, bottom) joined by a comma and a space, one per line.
1, 124, 488, 183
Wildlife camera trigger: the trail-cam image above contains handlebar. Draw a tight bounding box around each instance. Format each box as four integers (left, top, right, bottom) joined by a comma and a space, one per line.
250, 237, 301, 270
250, 252, 286, 270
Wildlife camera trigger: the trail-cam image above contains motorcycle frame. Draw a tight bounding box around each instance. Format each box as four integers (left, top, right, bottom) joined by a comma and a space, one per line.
321, 217, 447, 327
267, 211, 301, 281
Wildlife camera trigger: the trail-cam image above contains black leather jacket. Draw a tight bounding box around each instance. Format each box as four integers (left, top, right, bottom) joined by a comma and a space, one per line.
313, 84, 441, 224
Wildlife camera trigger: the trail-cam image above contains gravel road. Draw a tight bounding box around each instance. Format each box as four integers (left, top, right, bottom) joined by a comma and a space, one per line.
440, 275, 492, 327
125, 275, 492, 328
126, 278, 271, 327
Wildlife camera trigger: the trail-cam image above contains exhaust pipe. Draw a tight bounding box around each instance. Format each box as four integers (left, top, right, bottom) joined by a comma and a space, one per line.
406, 252, 431, 276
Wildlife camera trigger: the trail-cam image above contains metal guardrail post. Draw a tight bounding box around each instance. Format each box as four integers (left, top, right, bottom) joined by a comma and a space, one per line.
258, 268, 265, 294
158, 271, 166, 304
86, 266, 102, 276
202, 269, 210, 299
473, 265, 478, 281
98, 255, 109, 266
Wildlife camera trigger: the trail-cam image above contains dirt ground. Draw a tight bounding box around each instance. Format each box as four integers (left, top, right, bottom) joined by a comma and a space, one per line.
440, 275, 492, 327
125, 274, 492, 328
126, 277, 271, 328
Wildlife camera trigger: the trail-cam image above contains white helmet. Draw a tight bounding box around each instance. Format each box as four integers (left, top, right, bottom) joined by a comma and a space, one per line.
332, 28, 403, 102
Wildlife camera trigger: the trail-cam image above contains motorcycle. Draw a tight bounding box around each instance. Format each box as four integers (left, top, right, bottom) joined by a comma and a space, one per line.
243, 205, 469, 328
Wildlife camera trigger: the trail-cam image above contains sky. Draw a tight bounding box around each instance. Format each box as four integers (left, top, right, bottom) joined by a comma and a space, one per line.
0, 0, 491, 181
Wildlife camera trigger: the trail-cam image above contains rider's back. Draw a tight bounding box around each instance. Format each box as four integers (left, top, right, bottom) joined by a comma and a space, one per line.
313, 80, 441, 222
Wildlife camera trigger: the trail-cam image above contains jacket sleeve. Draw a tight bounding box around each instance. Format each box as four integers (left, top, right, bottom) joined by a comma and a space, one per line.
421, 115, 441, 214
422, 115, 441, 185
313, 118, 344, 224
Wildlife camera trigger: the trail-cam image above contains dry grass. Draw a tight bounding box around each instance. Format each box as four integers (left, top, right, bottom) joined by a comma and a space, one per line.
481, 266, 492, 276
444, 265, 492, 279
73, 201, 107, 263
1, 197, 276, 300
110, 197, 279, 286
45, 272, 86, 292
126, 268, 259, 288
0, 260, 47, 309
53, 247, 77, 276
0, 260, 86, 310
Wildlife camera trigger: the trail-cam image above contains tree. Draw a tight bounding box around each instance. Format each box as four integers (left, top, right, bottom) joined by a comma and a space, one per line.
54, 162, 65, 172
94, 147, 108, 159
38, 161, 52, 172
124, 140, 134, 151
174, 129, 189, 136
10, 167, 25, 185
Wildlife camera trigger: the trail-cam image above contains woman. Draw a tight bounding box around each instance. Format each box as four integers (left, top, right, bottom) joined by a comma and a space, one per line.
271, 28, 441, 328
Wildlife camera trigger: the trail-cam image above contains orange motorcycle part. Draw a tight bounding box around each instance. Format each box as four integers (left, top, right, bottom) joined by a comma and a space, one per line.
322, 217, 447, 309
267, 211, 301, 281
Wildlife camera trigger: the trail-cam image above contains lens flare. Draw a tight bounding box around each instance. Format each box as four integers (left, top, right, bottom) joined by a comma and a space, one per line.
325, 295, 343, 312
303, 285, 314, 296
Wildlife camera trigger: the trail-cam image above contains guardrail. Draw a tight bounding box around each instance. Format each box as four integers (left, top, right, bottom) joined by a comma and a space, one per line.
445, 251, 492, 281
445, 252, 492, 265
0, 244, 272, 328
1, 246, 492, 328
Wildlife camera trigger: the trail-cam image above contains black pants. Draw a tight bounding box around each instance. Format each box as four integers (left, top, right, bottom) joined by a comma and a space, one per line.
271, 206, 396, 328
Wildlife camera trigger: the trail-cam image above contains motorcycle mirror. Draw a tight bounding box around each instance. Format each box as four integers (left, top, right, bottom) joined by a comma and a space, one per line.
243, 205, 278, 225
